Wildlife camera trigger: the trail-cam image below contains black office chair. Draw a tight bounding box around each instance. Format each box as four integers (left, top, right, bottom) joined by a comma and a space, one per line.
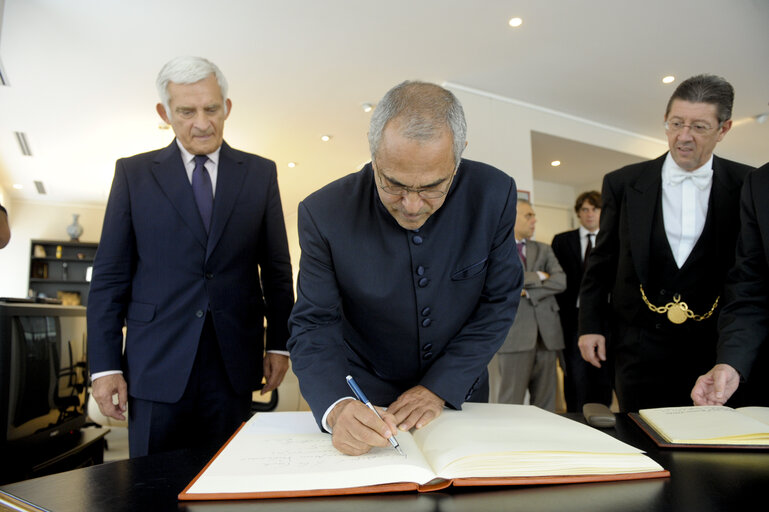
250, 387, 279, 414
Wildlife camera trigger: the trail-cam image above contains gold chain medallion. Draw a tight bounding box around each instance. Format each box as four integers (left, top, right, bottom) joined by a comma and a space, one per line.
666, 302, 688, 324
640, 285, 719, 325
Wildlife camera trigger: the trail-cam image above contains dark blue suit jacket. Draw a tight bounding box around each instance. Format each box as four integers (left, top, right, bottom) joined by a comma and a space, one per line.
718, 163, 769, 379
551, 228, 583, 335
88, 141, 294, 403
287, 160, 523, 426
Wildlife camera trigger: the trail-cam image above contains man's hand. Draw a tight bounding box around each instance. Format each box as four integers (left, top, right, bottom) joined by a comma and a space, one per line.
261, 353, 289, 395
387, 385, 445, 431
91, 373, 128, 421
327, 399, 398, 455
578, 334, 606, 368
691, 364, 741, 406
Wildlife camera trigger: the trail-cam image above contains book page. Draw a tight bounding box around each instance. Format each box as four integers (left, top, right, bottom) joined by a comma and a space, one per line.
412, 403, 662, 478
736, 406, 769, 426
186, 411, 438, 495
639, 406, 769, 444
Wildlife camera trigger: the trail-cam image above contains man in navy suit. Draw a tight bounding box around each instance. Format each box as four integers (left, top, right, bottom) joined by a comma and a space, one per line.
578, 75, 753, 412
692, 162, 769, 406
88, 57, 294, 457
0, 203, 9, 248
288, 81, 523, 455
551, 191, 612, 412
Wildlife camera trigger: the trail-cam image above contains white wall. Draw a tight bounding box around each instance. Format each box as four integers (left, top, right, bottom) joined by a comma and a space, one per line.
1, 85, 668, 300
447, 83, 667, 238
0, 200, 105, 298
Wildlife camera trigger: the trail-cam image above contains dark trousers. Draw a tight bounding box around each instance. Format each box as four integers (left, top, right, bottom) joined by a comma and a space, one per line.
128, 313, 251, 458
562, 319, 613, 412
612, 318, 716, 413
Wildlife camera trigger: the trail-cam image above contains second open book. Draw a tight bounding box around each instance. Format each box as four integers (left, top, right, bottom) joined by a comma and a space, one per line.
634, 405, 769, 447
180, 403, 667, 500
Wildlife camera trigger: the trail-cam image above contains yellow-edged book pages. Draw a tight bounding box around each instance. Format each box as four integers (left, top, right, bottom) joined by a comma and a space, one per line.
180, 403, 666, 500
638, 406, 769, 445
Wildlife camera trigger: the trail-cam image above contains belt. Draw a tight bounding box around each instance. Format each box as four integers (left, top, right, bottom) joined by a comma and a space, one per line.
639, 285, 719, 325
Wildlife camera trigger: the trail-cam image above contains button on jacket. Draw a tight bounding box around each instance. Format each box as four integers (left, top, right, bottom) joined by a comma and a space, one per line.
288, 159, 523, 426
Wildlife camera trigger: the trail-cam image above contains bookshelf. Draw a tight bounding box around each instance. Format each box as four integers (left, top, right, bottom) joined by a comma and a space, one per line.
28, 240, 98, 306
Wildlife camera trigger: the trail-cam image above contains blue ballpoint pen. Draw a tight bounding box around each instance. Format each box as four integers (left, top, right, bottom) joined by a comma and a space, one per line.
346, 375, 405, 456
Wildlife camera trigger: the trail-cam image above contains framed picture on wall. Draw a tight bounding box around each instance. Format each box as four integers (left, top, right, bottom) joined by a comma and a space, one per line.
517, 190, 530, 201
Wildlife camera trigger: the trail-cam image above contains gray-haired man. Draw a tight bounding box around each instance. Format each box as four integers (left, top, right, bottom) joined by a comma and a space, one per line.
288, 81, 523, 455
88, 56, 294, 457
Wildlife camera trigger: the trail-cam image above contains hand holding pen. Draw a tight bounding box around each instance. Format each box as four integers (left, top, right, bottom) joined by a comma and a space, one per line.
346, 375, 405, 456
325, 376, 405, 456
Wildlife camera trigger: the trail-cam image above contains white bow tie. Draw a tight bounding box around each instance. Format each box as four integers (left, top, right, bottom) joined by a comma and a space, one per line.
666, 167, 713, 190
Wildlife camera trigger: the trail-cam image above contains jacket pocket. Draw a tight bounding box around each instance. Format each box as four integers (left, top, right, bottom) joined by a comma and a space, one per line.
126, 301, 156, 323
451, 257, 489, 280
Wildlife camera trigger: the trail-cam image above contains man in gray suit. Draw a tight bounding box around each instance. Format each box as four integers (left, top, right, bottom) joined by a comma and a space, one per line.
494, 199, 566, 410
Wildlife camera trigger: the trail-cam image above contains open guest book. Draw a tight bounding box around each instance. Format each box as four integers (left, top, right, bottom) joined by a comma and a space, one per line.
632, 405, 769, 449
179, 403, 667, 500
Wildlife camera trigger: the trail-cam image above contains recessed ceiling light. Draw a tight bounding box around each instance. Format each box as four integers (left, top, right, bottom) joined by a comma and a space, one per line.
12, 183, 23, 189
508, 17, 523, 28
662, 75, 675, 84
551, 160, 561, 167
362, 103, 373, 113
287, 162, 296, 168
320, 135, 332, 142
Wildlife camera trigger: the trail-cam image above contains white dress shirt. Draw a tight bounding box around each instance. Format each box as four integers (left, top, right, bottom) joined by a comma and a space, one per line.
661, 153, 713, 268
576, 227, 598, 308
578, 226, 599, 262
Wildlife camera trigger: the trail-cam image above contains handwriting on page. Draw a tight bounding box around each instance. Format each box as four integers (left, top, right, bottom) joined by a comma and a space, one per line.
237, 434, 407, 472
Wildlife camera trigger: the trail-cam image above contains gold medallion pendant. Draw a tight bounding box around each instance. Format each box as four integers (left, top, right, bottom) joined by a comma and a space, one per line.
666, 302, 688, 324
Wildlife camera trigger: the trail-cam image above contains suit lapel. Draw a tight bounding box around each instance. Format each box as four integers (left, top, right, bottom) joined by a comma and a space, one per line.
206, 142, 247, 258
709, 155, 744, 270
626, 154, 666, 284
568, 229, 582, 270
526, 240, 539, 271
151, 142, 208, 249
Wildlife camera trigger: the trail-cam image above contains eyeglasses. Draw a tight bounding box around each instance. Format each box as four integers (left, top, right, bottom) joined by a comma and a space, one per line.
664, 120, 721, 136
375, 165, 457, 200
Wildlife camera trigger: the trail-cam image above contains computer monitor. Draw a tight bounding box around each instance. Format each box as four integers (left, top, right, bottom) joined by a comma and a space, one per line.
0, 302, 88, 452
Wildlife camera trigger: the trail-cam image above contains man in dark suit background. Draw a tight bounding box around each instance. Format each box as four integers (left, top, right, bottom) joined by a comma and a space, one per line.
288, 81, 523, 455
552, 191, 612, 412
692, 162, 769, 406
578, 74, 753, 412
88, 56, 294, 457
0, 203, 9, 248
494, 199, 565, 411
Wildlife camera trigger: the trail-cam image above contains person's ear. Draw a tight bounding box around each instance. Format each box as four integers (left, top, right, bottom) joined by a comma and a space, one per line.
156, 103, 171, 124
716, 119, 732, 142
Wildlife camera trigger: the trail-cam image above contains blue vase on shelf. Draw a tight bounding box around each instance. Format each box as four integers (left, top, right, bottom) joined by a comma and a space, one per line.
67, 214, 84, 242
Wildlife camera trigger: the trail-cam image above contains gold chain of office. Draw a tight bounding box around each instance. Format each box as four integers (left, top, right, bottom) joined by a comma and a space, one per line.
639, 285, 719, 325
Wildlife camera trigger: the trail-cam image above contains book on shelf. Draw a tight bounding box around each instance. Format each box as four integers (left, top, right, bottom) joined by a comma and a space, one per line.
632, 405, 769, 449
179, 403, 667, 500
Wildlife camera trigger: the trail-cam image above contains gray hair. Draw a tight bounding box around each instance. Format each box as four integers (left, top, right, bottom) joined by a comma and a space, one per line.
665, 74, 734, 124
156, 56, 229, 116
368, 81, 467, 167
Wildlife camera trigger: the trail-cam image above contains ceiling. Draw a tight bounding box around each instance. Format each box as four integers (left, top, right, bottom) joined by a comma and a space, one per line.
1, 0, 767, 222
